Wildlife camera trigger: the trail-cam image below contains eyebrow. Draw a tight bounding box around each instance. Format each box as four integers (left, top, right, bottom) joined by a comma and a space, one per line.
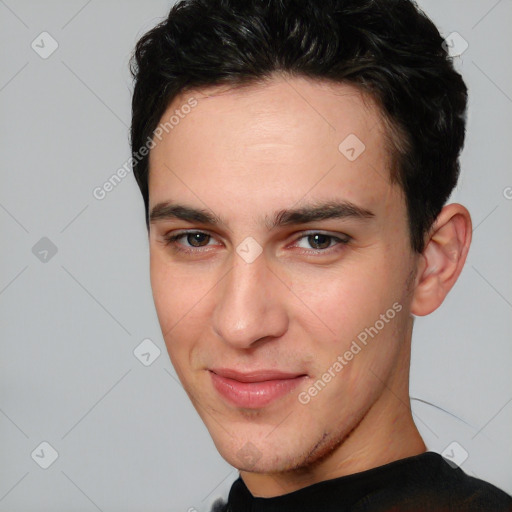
149, 200, 375, 229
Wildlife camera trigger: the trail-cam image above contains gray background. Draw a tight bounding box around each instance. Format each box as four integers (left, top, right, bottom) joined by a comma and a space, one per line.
1, 1, 511, 511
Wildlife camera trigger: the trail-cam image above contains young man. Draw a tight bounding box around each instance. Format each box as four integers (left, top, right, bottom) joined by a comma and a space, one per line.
130, 0, 512, 510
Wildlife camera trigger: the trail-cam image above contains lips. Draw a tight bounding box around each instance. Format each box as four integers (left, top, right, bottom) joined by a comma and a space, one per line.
209, 368, 307, 409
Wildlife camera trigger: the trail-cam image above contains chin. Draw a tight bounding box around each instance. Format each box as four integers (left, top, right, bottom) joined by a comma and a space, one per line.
209, 430, 288, 471
224, 447, 295, 474
211, 428, 314, 474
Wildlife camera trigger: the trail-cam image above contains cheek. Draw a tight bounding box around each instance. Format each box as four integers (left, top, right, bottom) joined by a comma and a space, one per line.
286, 258, 398, 339
149, 255, 201, 335
149, 254, 218, 365
150, 258, 174, 332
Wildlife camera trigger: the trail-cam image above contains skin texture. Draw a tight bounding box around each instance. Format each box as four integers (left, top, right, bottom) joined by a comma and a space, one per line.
147, 75, 472, 497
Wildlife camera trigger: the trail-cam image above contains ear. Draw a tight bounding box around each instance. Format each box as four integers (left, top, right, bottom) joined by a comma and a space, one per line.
411, 203, 472, 316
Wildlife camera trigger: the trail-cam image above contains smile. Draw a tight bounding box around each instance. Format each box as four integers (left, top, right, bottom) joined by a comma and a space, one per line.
209, 369, 308, 409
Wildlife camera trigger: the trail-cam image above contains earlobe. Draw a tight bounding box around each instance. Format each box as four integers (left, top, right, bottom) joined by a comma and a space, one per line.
411, 203, 472, 316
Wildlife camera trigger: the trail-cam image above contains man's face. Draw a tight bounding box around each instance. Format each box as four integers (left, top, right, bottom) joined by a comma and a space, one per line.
148, 76, 418, 475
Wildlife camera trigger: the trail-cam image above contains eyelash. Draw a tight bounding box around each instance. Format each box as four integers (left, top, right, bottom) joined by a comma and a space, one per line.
162, 230, 351, 255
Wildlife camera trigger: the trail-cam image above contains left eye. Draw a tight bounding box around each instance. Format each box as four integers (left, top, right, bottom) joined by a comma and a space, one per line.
294, 233, 348, 250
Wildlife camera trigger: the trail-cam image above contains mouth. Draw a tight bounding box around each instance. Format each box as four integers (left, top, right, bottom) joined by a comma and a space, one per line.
208, 368, 308, 409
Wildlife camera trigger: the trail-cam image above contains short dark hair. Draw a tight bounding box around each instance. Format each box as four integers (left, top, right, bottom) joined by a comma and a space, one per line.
130, 0, 468, 252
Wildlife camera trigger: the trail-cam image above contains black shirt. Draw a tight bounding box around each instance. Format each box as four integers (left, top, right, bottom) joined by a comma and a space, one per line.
210, 452, 512, 511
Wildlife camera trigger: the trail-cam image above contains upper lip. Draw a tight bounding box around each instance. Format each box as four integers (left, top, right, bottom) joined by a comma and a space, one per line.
209, 368, 307, 383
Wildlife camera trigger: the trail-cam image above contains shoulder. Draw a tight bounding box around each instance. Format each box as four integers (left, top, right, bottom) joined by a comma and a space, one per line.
208, 497, 228, 512
357, 452, 512, 511
436, 466, 512, 511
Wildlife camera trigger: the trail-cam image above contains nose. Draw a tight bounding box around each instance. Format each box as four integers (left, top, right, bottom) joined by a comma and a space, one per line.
211, 253, 289, 349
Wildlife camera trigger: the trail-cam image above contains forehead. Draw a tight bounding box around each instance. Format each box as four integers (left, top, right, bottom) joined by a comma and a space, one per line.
147, 76, 399, 222
152, 76, 386, 158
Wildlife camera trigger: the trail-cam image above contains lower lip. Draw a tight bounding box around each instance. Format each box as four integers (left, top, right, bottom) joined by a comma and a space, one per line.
210, 372, 306, 409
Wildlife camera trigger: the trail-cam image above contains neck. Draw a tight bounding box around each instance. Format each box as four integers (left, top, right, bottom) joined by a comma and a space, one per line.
240, 319, 426, 497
